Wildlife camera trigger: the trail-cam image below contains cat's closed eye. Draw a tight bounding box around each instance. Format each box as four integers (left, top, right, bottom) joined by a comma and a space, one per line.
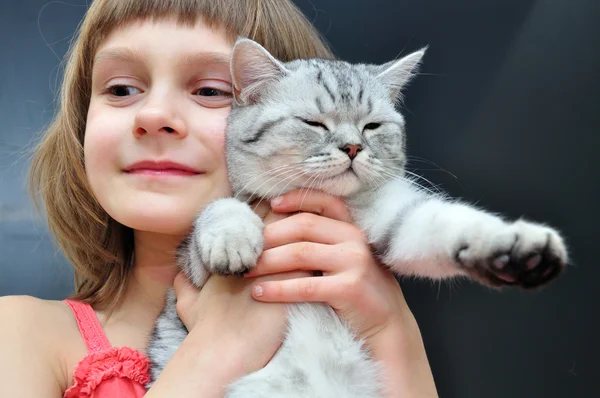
363, 123, 381, 131
301, 118, 329, 131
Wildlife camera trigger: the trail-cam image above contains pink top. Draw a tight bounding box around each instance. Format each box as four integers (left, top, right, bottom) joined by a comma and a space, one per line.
63, 299, 150, 397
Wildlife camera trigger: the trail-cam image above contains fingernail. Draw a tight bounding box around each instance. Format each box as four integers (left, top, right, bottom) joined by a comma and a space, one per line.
271, 196, 284, 207
253, 284, 264, 297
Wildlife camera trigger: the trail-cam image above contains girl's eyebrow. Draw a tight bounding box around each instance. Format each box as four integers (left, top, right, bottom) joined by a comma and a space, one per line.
93, 47, 231, 68
94, 47, 141, 65
176, 52, 231, 68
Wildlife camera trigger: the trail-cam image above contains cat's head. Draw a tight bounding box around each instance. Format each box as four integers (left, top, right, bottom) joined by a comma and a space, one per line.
225, 38, 425, 198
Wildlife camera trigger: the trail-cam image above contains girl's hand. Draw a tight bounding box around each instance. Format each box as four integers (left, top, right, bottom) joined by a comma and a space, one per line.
245, 189, 406, 343
173, 206, 309, 343
158, 208, 311, 397
245, 189, 438, 397
173, 272, 288, 378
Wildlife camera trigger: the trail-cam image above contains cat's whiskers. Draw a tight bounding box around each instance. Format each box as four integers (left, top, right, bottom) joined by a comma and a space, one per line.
259, 170, 313, 210
266, 173, 312, 208
248, 172, 303, 212
401, 170, 444, 195
406, 156, 459, 181
382, 171, 435, 196
363, 169, 379, 192
374, 157, 406, 161
250, 170, 307, 211
297, 175, 317, 209
246, 168, 305, 210
376, 168, 438, 196
379, 164, 442, 195
256, 168, 310, 208
406, 155, 449, 169
315, 175, 327, 199
236, 164, 303, 200
235, 163, 298, 196
299, 172, 324, 209
359, 159, 387, 191
367, 166, 390, 191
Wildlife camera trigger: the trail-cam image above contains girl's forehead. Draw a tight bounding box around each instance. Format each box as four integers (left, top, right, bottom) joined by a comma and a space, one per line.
95, 18, 233, 59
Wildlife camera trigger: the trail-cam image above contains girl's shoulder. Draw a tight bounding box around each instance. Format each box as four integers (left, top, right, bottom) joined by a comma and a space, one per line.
0, 295, 87, 394
0, 294, 77, 336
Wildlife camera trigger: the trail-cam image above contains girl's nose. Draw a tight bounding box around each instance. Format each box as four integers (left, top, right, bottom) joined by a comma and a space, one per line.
133, 104, 187, 138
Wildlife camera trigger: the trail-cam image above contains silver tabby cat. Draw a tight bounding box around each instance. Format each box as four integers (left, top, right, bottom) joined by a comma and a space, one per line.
147, 38, 568, 397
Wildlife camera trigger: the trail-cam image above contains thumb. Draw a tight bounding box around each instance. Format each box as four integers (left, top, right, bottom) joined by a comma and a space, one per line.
172, 272, 198, 317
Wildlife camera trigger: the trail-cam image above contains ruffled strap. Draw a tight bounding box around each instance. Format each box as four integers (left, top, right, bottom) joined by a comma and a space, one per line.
64, 346, 150, 397
64, 299, 111, 353
63, 300, 150, 397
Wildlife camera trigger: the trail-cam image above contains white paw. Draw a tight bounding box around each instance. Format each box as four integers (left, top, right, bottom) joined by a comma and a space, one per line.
195, 198, 264, 275
457, 218, 568, 289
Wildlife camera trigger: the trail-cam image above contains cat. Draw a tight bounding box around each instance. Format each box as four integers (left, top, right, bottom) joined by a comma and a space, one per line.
147, 38, 568, 397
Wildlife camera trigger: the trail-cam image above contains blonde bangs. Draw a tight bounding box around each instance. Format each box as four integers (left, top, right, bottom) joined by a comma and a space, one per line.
29, 0, 333, 312
85, 0, 333, 62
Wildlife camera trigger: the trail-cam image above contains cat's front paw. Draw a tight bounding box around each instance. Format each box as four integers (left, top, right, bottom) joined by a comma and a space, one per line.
457, 219, 568, 289
195, 198, 264, 275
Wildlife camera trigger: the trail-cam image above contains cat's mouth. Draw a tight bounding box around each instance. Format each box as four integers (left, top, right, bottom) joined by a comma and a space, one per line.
310, 167, 362, 197
343, 168, 358, 177
321, 168, 357, 181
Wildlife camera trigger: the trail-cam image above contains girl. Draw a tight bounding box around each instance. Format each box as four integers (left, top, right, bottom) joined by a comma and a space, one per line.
0, 0, 437, 397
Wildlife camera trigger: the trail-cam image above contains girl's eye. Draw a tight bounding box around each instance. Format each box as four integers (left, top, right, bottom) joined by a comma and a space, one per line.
106, 85, 141, 97
195, 87, 231, 97
193, 83, 233, 108
302, 119, 329, 131
363, 122, 381, 131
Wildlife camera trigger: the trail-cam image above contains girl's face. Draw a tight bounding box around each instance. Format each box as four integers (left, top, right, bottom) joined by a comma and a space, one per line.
85, 19, 233, 235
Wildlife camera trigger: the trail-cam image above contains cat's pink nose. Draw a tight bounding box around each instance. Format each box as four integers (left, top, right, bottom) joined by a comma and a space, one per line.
341, 144, 362, 160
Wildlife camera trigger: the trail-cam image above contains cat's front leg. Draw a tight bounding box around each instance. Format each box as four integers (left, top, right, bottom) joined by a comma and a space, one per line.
358, 180, 568, 289
179, 197, 264, 287
446, 211, 567, 289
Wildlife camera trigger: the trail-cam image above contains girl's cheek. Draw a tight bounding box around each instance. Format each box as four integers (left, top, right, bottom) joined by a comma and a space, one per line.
213, 129, 225, 146
84, 114, 123, 171
198, 113, 227, 151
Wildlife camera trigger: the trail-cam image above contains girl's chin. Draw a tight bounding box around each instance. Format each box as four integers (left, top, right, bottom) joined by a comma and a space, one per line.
108, 204, 199, 236
127, 219, 193, 236
100, 189, 232, 235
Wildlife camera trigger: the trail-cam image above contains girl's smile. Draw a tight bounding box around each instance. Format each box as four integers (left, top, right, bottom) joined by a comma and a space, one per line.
123, 160, 205, 177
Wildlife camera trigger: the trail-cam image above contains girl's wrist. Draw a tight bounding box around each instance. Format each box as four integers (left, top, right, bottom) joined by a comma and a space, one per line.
367, 315, 438, 398
147, 325, 245, 397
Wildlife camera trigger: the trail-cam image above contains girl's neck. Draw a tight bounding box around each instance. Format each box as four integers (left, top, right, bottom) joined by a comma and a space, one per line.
133, 230, 182, 284
108, 231, 183, 327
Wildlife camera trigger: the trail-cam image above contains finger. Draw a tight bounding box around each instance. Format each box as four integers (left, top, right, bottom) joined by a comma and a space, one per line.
251, 275, 342, 304
173, 272, 196, 297
172, 272, 199, 316
262, 208, 290, 226
263, 212, 364, 250
246, 242, 343, 277
270, 190, 352, 222
252, 270, 314, 283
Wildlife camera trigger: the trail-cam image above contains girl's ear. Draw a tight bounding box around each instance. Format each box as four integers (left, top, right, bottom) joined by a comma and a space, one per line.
376, 47, 427, 103
231, 38, 289, 105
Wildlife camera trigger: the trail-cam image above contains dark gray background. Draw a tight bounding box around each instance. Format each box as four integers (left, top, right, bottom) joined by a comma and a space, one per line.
1, 0, 598, 397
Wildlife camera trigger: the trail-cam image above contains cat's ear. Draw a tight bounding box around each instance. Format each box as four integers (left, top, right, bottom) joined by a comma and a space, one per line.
376, 47, 427, 102
231, 38, 288, 105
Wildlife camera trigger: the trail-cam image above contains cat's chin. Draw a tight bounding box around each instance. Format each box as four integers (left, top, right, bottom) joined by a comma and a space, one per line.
314, 171, 363, 197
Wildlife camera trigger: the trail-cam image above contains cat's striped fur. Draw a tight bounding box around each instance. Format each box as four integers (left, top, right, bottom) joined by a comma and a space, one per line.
147, 38, 568, 397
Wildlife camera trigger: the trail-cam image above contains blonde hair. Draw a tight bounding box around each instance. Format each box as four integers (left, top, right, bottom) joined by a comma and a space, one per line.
29, 0, 334, 311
